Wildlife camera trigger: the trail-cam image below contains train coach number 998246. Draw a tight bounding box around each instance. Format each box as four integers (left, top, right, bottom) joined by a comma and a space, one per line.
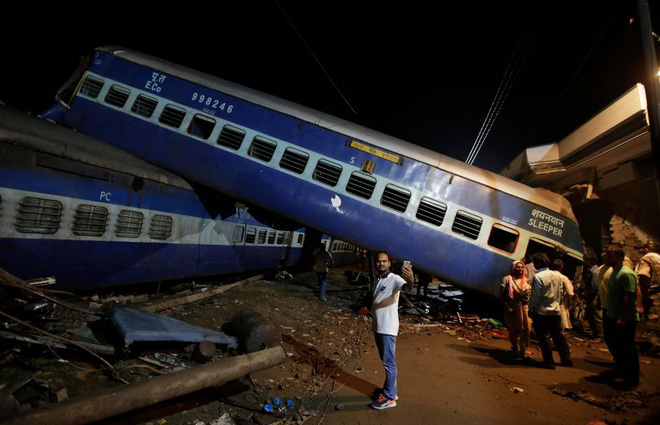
191, 92, 234, 113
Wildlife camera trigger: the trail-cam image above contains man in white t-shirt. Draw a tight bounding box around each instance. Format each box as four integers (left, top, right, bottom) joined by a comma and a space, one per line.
369, 252, 414, 410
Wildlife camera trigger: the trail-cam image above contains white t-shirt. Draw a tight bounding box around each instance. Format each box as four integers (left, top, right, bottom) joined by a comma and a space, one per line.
371, 272, 407, 336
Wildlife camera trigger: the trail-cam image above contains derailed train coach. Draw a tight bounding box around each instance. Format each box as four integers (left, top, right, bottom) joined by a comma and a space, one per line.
41, 46, 584, 297
0, 105, 305, 290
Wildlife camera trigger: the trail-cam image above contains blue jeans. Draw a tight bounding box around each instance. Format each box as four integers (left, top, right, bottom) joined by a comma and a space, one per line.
317, 272, 327, 300
375, 333, 397, 399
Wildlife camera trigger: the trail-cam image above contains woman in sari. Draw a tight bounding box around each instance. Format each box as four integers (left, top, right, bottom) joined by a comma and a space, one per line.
502, 260, 532, 358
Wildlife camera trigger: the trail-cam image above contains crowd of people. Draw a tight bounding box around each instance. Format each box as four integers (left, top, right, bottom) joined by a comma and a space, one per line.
500, 241, 660, 390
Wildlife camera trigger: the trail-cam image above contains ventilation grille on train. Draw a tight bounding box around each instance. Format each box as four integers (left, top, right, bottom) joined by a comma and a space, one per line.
381, 184, 411, 212
313, 160, 342, 187
217, 125, 245, 150
16, 197, 63, 234
280, 148, 309, 174
79, 76, 104, 99
105, 85, 130, 108
246, 228, 257, 244
149, 214, 173, 240
267, 231, 276, 244
116, 210, 144, 238
416, 197, 447, 226
258, 230, 267, 244
159, 105, 186, 128
248, 137, 277, 162
131, 94, 158, 118
452, 210, 482, 240
73, 204, 108, 236
346, 172, 376, 199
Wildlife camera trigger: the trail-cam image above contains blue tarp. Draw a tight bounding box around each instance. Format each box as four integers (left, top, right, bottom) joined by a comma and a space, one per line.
110, 307, 237, 347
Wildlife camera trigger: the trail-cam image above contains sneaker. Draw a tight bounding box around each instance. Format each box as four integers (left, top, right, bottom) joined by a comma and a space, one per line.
319, 297, 327, 301
375, 388, 398, 401
370, 395, 396, 410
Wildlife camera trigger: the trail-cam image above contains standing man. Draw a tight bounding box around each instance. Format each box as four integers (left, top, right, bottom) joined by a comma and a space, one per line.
369, 252, 414, 409
529, 253, 573, 369
313, 242, 334, 301
580, 252, 602, 339
635, 240, 660, 321
604, 243, 640, 389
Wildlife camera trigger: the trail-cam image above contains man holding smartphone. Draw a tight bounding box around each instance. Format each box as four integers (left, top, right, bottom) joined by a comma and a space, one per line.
369, 252, 414, 409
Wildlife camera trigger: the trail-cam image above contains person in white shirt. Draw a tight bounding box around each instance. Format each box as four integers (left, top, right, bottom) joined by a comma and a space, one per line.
369, 251, 414, 410
529, 253, 573, 369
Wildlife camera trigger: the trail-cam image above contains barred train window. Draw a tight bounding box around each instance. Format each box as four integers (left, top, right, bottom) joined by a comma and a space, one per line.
104, 85, 130, 108
116, 210, 144, 238
73, 204, 108, 237
346, 172, 376, 199
246, 227, 256, 244
188, 114, 216, 140
258, 229, 267, 244
381, 184, 411, 213
452, 210, 482, 240
217, 125, 245, 150
268, 230, 276, 245
297, 233, 305, 245
276, 232, 284, 245
159, 104, 186, 128
232, 226, 245, 243
488, 224, 519, 253
279, 148, 309, 174
313, 159, 342, 187
79, 76, 104, 98
15, 197, 63, 234
131, 94, 158, 118
248, 137, 277, 162
149, 214, 173, 240
416, 197, 447, 226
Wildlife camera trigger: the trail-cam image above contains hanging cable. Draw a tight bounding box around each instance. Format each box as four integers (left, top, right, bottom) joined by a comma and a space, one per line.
273, 0, 358, 116
465, 2, 543, 165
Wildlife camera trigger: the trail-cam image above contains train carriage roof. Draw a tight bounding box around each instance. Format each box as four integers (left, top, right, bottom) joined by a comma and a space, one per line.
0, 104, 193, 190
101, 46, 577, 223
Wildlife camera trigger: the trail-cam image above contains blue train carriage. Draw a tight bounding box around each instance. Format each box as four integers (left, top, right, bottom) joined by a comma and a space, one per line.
320, 235, 358, 268
0, 105, 305, 290
42, 46, 584, 297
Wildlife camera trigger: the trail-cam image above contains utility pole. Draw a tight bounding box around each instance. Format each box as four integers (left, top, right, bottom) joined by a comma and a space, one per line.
636, 0, 660, 210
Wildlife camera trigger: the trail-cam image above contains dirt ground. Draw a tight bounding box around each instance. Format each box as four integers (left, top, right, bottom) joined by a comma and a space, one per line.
2, 264, 660, 425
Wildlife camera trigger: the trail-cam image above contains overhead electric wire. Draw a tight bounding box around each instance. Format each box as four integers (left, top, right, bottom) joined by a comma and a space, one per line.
465, 3, 543, 166
274, 0, 358, 116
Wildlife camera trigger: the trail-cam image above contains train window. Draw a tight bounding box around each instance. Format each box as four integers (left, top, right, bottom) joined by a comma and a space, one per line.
116, 210, 144, 238
131, 94, 158, 118
159, 104, 186, 128
279, 148, 309, 174
72, 204, 108, 237
79, 75, 104, 99
258, 229, 267, 244
104, 85, 130, 108
381, 184, 411, 212
416, 197, 447, 226
232, 225, 245, 243
149, 214, 173, 240
488, 224, 519, 254
246, 227, 256, 244
276, 232, 284, 244
188, 114, 216, 140
452, 210, 483, 240
297, 233, 305, 245
267, 230, 276, 244
15, 197, 63, 234
217, 125, 245, 150
313, 159, 342, 187
248, 137, 277, 162
346, 172, 377, 199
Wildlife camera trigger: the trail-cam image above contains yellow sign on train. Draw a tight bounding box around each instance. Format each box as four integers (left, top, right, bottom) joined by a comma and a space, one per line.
349, 140, 400, 164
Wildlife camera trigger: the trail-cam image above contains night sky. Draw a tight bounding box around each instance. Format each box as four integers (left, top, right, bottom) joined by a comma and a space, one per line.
1, 1, 658, 172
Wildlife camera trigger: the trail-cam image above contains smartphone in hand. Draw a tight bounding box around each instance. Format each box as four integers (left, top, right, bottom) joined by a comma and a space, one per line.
403, 260, 411, 268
